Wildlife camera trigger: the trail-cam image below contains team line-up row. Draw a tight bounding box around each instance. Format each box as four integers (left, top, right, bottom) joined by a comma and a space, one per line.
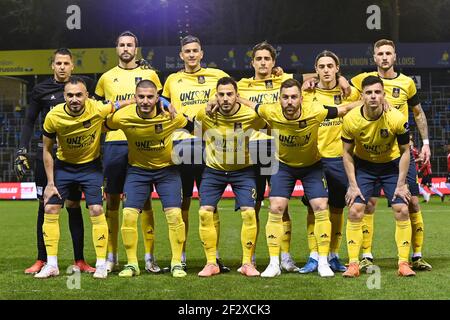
16, 32, 433, 280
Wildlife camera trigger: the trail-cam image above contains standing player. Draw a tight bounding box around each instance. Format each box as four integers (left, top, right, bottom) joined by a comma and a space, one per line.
95, 31, 163, 273
242, 79, 361, 277
446, 145, 450, 193
15, 48, 95, 274
299, 50, 360, 274
162, 35, 230, 271
237, 41, 304, 272
341, 75, 415, 278
351, 39, 432, 271
195, 77, 266, 277
35, 77, 129, 279
105, 80, 193, 278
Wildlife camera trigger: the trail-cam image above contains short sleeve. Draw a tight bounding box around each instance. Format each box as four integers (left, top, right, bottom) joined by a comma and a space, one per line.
162, 75, 172, 99
150, 71, 163, 92
350, 72, 368, 92
43, 114, 56, 138
94, 75, 105, 98
341, 118, 354, 143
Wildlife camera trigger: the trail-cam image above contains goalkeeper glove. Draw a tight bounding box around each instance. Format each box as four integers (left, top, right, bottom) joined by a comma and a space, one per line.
14, 147, 30, 180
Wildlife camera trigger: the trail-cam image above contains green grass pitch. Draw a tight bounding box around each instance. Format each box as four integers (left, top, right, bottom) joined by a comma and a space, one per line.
1, 197, 449, 300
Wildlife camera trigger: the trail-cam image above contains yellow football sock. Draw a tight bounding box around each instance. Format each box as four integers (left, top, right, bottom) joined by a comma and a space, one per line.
410, 211, 424, 255
199, 209, 217, 264
362, 213, 374, 255
280, 219, 291, 255
266, 212, 283, 257
241, 209, 257, 265
105, 209, 119, 257
250, 210, 259, 262
91, 213, 109, 260
121, 208, 139, 264
306, 212, 318, 253
181, 209, 189, 252
43, 213, 60, 256
330, 211, 344, 254
395, 219, 412, 263
213, 209, 220, 249
314, 209, 331, 257
346, 220, 363, 263
141, 208, 155, 256
165, 208, 185, 267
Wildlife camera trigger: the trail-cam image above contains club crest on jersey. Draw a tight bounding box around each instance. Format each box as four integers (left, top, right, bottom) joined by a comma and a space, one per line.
299, 120, 307, 128
234, 122, 242, 131
380, 128, 389, 138
265, 80, 273, 89
198, 76, 205, 84
392, 87, 400, 98
155, 124, 163, 133
135, 77, 142, 85
83, 120, 91, 128
334, 95, 342, 105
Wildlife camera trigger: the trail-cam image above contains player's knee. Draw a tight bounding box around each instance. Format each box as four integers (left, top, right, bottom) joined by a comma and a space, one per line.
393, 205, 409, 220
44, 204, 61, 214
199, 208, 214, 226
165, 208, 185, 243
408, 196, 420, 213
365, 198, 377, 214
241, 209, 256, 225
89, 204, 104, 217
65, 199, 80, 209
122, 207, 139, 228
310, 199, 328, 212
348, 206, 364, 221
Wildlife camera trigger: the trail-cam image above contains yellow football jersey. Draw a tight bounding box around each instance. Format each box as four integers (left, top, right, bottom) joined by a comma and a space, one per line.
95, 66, 162, 142
237, 73, 293, 105
196, 105, 266, 171
105, 105, 188, 169
302, 85, 360, 158
351, 71, 418, 119
237, 73, 292, 141
43, 99, 114, 164
256, 101, 329, 168
341, 106, 409, 163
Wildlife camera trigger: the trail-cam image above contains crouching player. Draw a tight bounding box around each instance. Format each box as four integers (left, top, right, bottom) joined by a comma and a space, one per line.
105, 79, 193, 278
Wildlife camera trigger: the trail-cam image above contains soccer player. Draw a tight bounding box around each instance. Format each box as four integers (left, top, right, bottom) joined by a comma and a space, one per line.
95, 31, 163, 273
410, 135, 431, 202
35, 77, 129, 279
299, 50, 360, 274
237, 41, 305, 272
105, 80, 192, 278
162, 35, 230, 271
351, 39, 432, 271
242, 78, 361, 278
418, 159, 445, 202
15, 48, 95, 274
195, 77, 266, 277
341, 75, 415, 278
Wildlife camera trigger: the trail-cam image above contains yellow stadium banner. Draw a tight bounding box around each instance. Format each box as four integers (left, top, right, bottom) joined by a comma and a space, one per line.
0, 48, 119, 75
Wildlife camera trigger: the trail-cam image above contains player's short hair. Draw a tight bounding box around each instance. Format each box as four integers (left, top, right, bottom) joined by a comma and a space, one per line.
361, 75, 384, 89
52, 48, 72, 61
374, 39, 395, 51
280, 78, 302, 92
116, 30, 139, 47
216, 77, 237, 92
180, 35, 201, 48
64, 76, 87, 89
251, 41, 277, 60
314, 50, 340, 67
136, 79, 157, 90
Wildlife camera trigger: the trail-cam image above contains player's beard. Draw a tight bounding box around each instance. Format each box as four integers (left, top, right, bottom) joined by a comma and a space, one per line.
120, 52, 135, 64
